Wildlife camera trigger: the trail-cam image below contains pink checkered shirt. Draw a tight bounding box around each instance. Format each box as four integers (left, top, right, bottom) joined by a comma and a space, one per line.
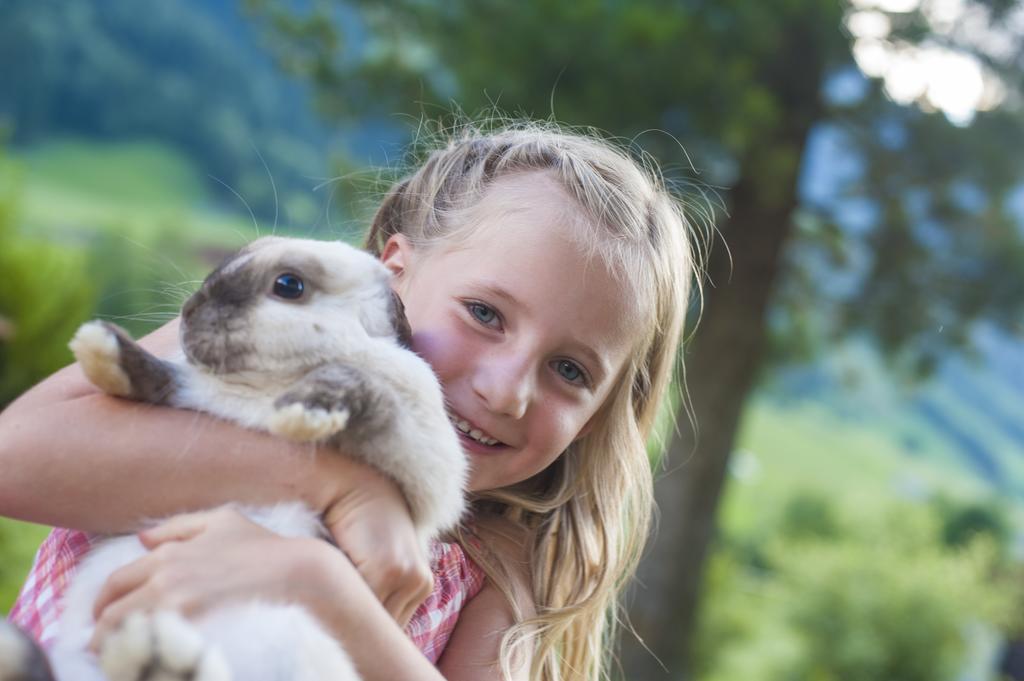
8, 527, 485, 664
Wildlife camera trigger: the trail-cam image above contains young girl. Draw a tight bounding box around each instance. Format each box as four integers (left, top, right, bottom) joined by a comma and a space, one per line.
0, 123, 697, 681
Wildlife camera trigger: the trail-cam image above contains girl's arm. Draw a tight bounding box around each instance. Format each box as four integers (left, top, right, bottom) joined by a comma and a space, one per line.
437, 518, 534, 681
436, 581, 529, 680
1, 319, 342, 528
0, 319, 432, 623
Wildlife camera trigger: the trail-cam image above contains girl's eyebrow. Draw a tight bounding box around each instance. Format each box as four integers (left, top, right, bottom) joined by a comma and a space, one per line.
573, 343, 610, 384
474, 282, 522, 308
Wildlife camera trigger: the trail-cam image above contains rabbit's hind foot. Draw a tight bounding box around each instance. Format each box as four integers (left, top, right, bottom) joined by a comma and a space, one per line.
100, 611, 229, 681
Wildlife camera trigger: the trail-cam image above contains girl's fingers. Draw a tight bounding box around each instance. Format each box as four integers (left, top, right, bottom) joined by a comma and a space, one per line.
92, 552, 159, 621
400, 570, 434, 627
88, 582, 158, 652
385, 591, 413, 628
373, 563, 434, 627
391, 589, 425, 629
137, 510, 213, 549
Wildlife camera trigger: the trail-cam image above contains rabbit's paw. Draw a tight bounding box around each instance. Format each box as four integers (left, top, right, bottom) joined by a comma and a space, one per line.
0, 619, 55, 681
269, 402, 350, 442
100, 611, 230, 681
69, 321, 133, 397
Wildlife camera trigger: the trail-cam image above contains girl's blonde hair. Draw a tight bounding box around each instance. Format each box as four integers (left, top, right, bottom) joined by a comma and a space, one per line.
365, 121, 696, 681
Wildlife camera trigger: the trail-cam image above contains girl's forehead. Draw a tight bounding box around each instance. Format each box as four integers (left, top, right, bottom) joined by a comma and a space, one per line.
454, 171, 581, 237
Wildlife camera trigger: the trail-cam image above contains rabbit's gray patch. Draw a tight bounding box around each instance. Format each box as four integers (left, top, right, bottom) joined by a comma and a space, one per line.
106, 323, 178, 404
181, 330, 256, 374
275, 364, 396, 444
180, 257, 261, 373
388, 292, 413, 349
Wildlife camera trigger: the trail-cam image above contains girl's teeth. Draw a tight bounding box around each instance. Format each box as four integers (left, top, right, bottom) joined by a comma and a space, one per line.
450, 414, 499, 445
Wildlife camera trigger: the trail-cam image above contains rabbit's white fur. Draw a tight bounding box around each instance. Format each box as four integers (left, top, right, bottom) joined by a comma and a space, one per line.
44, 237, 468, 681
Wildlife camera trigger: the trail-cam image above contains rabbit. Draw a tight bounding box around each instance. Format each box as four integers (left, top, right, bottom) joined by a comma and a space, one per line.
18, 236, 468, 681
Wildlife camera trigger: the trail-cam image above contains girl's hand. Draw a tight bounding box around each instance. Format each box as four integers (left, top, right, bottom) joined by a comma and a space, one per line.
89, 507, 327, 649
315, 456, 434, 626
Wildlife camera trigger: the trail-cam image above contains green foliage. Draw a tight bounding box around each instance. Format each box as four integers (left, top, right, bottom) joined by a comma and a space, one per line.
779, 522, 998, 681
0, 151, 95, 406
777, 490, 843, 542
695, 496, 1009, 681
933, 496, 1011, 552
0, 518, 50, 614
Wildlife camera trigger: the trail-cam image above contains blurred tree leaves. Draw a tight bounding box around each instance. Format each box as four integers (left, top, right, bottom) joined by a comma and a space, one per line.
696, 495, 1010, 681
780, 530, 999, 681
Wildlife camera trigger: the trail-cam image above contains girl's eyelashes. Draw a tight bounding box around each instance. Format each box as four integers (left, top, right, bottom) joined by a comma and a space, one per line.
553, 359, 591, 388
466, 301, 502, 329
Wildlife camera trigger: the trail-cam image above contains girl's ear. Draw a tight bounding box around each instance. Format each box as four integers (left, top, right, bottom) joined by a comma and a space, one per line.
380, 234, 413, 277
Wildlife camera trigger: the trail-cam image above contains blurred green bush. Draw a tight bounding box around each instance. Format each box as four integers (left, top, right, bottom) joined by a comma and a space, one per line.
693, 492, 1011, 681
0, 519, 49, 613
0, 148, 96, 406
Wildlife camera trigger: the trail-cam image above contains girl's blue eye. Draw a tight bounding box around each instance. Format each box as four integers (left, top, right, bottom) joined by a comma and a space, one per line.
556, 360, 584, 384
469, 303, 498, 326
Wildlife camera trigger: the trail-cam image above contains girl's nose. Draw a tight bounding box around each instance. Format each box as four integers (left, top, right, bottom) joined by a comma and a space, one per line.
472, 352, 533, 420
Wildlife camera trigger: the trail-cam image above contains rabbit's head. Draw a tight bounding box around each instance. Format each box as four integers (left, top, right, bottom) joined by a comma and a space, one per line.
180, 237, 409, 375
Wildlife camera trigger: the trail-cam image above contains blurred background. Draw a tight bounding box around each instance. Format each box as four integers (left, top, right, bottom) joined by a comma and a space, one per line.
1, 1, 1023, 679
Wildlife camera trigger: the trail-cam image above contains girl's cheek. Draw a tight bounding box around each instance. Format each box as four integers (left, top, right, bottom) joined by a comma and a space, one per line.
556, 410, 587, 446
410, 322, 476, 380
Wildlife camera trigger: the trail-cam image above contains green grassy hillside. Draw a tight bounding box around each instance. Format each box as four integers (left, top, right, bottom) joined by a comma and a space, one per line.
722, 338, 1024, 541
17, 138, 254, 249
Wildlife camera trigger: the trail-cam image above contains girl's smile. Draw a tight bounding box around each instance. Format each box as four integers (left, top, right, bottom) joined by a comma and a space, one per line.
449, 410, 506, 448
383, 172, 638, 492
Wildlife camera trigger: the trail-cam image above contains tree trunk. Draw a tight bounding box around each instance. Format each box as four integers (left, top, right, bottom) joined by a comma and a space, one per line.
620, 119, 822, 675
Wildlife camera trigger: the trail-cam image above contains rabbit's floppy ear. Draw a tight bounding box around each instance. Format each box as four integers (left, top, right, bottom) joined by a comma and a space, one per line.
389, 291, 413, 349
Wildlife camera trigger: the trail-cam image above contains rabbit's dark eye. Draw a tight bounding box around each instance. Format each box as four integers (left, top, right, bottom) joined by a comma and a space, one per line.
273, 273, 304, 300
